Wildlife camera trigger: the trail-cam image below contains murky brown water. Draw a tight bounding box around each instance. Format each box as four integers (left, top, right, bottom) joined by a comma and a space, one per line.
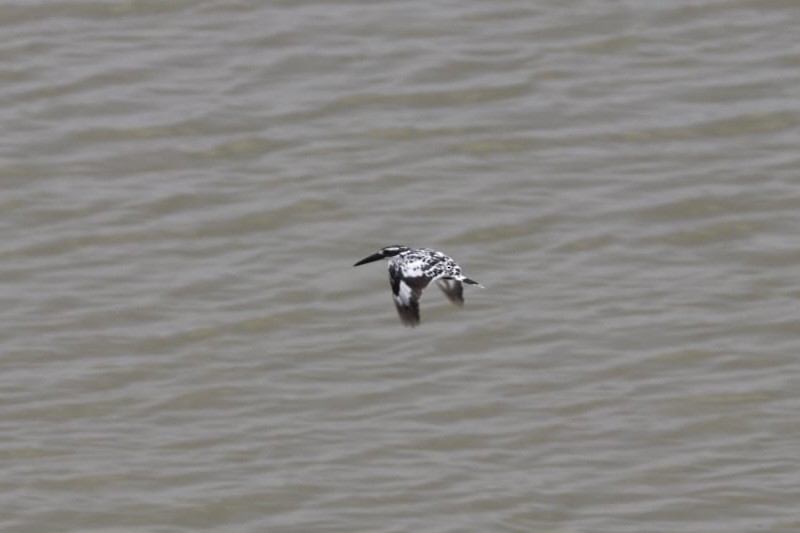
2, 1, 799, 532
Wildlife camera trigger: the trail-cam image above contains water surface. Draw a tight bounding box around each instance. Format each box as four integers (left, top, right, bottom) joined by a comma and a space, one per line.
1, 1, 799, 532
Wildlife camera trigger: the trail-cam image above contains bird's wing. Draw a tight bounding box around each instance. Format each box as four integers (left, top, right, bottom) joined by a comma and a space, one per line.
389, 267, 431, 327
436, 279, 464, 306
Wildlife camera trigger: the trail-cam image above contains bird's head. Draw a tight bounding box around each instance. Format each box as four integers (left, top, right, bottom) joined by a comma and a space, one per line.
353, 245, 410, 266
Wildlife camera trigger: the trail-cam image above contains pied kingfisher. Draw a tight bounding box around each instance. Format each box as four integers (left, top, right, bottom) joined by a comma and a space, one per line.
354, 245, 482, 327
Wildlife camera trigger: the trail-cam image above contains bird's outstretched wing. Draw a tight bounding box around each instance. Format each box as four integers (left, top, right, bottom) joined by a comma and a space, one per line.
436, 279, 464, 306
389, 266, 431, 327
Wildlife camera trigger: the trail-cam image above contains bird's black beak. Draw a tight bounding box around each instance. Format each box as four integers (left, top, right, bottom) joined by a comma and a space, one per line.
353, 252, 385, 267
462, 278, 480, 285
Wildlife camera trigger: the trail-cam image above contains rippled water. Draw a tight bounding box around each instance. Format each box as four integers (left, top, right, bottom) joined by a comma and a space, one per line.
2, 1, 799, 532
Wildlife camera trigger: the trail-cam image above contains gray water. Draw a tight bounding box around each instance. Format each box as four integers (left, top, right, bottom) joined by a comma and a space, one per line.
2, 1, 799, 532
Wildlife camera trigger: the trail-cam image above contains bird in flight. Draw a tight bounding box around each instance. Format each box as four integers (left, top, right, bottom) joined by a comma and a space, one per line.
354, 245, 482, 327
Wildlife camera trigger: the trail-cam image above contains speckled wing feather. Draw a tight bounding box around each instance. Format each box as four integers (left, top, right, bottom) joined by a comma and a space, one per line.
389, 263, 431, 327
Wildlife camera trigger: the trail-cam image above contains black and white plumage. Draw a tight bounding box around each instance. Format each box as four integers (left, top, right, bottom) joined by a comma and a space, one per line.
354, 245, 482, 327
